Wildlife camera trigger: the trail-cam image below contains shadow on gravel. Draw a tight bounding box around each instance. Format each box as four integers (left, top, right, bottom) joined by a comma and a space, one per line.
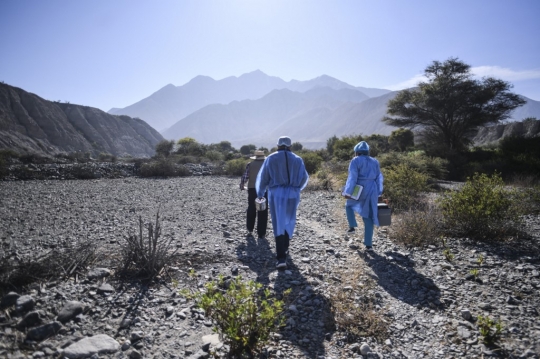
363, 250, 444, 309
237, 237, 336, 359
235, 234, 274, 285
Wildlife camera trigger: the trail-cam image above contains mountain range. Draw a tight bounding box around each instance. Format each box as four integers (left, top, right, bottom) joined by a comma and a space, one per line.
0, 83, 163, 157
109, 70, 540, 149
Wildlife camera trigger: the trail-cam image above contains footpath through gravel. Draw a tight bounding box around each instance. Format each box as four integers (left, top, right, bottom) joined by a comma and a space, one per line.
0, 177, 539, 359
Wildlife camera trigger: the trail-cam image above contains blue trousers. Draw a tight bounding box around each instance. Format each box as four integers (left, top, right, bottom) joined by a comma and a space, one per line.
346, 206, 374, 247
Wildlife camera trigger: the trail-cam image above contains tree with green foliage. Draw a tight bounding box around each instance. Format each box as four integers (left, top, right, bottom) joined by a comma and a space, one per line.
383, 58, 525, 156
291, 142, 303, 151
326, 135, 338, 156
301, 152, 324, 174
176, 137, 198, 155
331, 135, 363, 161
155, 140, 174, 157
389, 128, 415, 151
240, 144, 257, 155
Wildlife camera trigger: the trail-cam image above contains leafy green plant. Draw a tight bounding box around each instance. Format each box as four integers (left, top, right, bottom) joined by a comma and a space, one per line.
301, 151, 324, 174
477, 315, 504, 345
477, 255, 484, 266
439, 172, 523, 240
469, 268, 479, 281
183, 275, 289, 358
224, 158, 248, 176
442, 248, 454, 262
379, 150, 448, 180
383, 163, 430, 211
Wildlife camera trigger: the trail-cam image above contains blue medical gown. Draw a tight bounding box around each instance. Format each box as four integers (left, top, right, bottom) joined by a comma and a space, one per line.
344, 156, 384, 226
256, 150, 309, 238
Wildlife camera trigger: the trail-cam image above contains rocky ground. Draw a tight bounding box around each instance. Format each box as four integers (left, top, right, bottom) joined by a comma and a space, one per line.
0, 177, 539, 359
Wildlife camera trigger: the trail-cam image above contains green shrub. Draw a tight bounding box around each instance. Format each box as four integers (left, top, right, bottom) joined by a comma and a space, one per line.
477, 315, 504, 345
379, 151, 448, 180
301, 152, 323, 174
98, 152, 117, 162
184, 276, 289, 357
332, 135, 363, 162
439, 172, 523, 240
224, 158, 248, 176
204, 150, 224, 162
139, 159, 190, 177
383, 164, 430, 211
70, 164, 97, 180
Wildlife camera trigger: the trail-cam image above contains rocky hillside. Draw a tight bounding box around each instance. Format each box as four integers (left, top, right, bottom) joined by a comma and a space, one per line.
0, 83, 164, 158
473, 118, 540, 146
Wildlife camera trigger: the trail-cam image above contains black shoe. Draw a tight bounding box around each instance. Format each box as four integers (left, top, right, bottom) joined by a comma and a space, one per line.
365, 246, 373, 252
347, 227, 355, 233
276, 259, 287, 269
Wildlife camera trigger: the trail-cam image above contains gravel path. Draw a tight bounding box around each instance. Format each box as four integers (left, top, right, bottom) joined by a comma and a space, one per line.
0, 177, 539, 358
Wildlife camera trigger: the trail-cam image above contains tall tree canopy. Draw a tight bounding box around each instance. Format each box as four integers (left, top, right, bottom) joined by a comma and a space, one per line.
383, 58, 525, 155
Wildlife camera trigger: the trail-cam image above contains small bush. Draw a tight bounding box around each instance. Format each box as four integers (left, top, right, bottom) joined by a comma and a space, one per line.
70, 164, 97, 179
98, 152, 117, 162
383, 164, 430, 211
301, 152, 323, 174
390, 204, 443, 247
139, 159, 190, 177
224, 158, 248, 176
204, 150, 224, 162
439, 172, 523, 240
379, 151, 448, 180
184, 275, 289, 357
477, 315, 504, 345
121, 212, 178, 278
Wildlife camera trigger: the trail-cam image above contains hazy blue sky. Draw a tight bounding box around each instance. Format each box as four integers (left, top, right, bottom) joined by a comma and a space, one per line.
1, 0, 539, 112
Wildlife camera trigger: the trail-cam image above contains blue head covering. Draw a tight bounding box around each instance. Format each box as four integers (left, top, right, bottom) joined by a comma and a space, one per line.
354, 141, 369, 155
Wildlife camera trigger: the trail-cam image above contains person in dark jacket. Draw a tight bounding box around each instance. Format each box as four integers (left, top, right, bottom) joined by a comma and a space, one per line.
240, 150, 268, 239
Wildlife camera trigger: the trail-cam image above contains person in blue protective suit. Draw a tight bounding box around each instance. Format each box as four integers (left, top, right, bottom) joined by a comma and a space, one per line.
256, 136, 309, 269
342, 141, 384, 252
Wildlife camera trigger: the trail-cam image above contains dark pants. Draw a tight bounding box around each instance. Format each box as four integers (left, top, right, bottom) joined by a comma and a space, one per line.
247, 188, 268, 238
275, 231, 290, 261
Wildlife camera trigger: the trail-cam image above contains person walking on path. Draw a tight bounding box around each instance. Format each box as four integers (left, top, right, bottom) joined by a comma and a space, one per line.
240, 150, 268, 239
256, 136, 309, 269
342, 141, 384, 252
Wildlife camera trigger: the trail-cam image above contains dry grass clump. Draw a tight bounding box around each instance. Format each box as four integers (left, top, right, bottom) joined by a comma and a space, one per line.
120, 211, 179, 279
389, 202, 444, 248
0, 239, 97, 291
328, 263, 390, 342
